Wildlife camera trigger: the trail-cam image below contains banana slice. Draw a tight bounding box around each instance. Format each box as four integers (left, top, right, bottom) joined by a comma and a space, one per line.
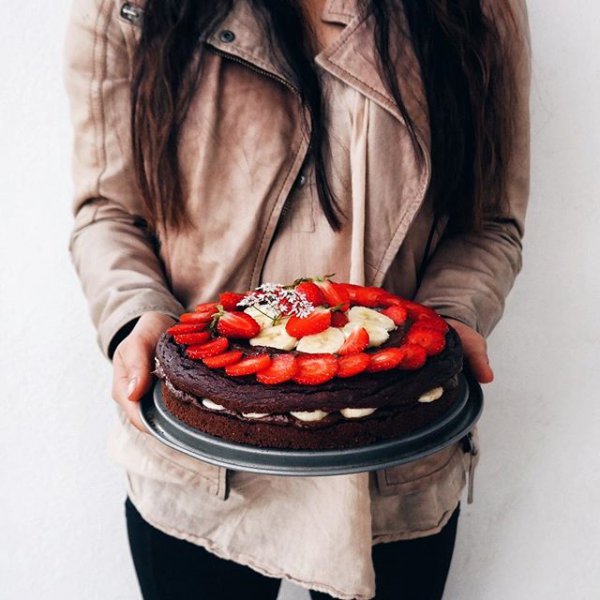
342, 322, 389, 348
249, 322, 297, 351
347, 306, 396, 331
243, 306, 278, 329
202, 399, 226, 411
290, 410, 329, 422
340, 407, 377, 419
296, 327, 345, 354
418, 387, 444, 403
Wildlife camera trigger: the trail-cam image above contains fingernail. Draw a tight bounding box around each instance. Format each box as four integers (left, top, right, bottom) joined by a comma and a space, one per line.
127, 377, 138, 400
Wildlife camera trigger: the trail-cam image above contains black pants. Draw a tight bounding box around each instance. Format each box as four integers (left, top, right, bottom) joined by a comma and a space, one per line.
126, 497, 459, 600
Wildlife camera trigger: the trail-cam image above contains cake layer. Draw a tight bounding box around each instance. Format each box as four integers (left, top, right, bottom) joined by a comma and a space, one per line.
155, 328, 463, 414
161, 382, 461, 450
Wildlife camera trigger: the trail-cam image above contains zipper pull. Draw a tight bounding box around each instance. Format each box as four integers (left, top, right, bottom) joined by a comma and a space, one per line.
462, 432, 478, 504
120, 3, 144, 26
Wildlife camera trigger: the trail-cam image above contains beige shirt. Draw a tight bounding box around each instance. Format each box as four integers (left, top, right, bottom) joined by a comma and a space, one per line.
64, 0, 531, 597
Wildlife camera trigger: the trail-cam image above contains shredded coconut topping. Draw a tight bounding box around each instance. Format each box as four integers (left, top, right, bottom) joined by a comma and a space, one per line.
238, 283, 314, 319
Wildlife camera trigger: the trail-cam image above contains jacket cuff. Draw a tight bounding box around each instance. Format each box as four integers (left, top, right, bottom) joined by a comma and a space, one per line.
97, 295, 184, 359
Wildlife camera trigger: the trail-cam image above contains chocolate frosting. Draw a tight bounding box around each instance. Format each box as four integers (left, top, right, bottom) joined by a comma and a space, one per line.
155, 328, 463, 413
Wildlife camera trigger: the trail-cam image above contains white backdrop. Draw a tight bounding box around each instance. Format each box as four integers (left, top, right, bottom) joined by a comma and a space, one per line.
1, 1, 599, 599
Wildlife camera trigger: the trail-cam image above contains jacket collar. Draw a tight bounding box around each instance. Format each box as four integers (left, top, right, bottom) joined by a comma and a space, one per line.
205, 0, 430, 154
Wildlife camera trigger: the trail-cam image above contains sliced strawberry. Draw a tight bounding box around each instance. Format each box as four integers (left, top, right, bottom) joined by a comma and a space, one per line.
194, 302, 220, 320
218, 292, 246, 311
411, 317, 449, 334
314, 279, 350, 311
173, 331, 211, 346
285, 308, 331, 338
185, 337, 229, 359
403, 301, 439, 321
292, 353, 338, 385
352, 285, 387, 308
396, 343, 428, 369
202, 350, 244, 369
330, 311, 349, 328
225, 354, 271, 377
167, 323, 206, 336
406, 326, 446, 356
336, 353, 370, 378
381, 305, 408, 326
216, 311, 261, 339
379, 293, 405, 307
180, 312, 214, 324
256, 354, 298, 385
367, 348, 405, 372
295, 281, 326, 307
338, 325, 369, 355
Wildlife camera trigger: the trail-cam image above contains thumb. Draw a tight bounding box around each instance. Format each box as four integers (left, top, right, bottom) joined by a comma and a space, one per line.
113, 335, 155, 405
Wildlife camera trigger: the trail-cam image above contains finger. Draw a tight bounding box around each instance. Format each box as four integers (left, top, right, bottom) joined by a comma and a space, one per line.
121, 394, 147, 432
464, 348, 494, 384
112, 337, 155, 405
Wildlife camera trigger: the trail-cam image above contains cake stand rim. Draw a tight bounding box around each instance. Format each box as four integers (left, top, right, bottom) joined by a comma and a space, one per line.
139, 374, 483, 476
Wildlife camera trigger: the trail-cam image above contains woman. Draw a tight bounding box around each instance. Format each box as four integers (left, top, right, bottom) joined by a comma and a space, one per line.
64, 0, 531, 598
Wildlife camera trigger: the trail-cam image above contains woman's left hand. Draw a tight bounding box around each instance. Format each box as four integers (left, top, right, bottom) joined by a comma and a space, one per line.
444, 318, 494, 384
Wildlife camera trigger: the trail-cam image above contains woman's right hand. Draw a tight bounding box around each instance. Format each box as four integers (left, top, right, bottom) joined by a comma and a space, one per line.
112, 312, 176, 431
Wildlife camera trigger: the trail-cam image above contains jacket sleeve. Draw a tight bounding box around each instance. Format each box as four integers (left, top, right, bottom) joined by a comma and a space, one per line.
64, 0, 184, 358
414, 0, 532, 337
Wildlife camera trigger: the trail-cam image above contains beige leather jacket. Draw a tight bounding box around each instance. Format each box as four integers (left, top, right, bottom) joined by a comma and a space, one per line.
65, 0, 531, 597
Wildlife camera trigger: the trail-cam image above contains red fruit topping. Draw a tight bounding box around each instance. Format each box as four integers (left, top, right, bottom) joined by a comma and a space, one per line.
403, 301, 439, 321
256, 354, 298, 385
379, 293, 405, 307
396, 343, 428, 370
285, 308, 332, 338
411, 317, 449, 334
336, 353, 371, 378
167, 323, 206, 336
225, 354, 271, 376
195, 301, 219, 313
330, 311, 349, 328
367, 348, 405, 372
185, 337, 229, 359
381, 305, 408, 325
216, 311, 261, 339
292, 354, 338, 385
202, 350, 244, 369
351, 285, 387, 308
173, 331, 211, 346
180, 312, 214, 324
295, 281, 326, 307
218, 292, 246, 311
314, 279, 350, 311
405, 327, 446, 356
337, 326, 369, 355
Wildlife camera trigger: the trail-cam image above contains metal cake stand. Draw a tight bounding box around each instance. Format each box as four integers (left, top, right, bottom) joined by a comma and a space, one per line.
139, 374, 483, 477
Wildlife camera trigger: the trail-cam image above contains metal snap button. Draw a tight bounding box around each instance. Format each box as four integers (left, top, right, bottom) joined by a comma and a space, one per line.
219, 30, 235, 43
296, 173, 307, 188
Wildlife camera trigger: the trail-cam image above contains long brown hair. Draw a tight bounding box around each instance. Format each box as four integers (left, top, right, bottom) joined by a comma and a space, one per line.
131, 0, 520, 233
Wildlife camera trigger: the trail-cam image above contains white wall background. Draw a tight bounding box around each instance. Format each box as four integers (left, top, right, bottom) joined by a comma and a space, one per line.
1, 1, 599, 599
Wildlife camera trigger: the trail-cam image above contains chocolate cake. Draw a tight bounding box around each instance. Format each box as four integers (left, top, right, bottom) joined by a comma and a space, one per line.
154, 279, 463, 450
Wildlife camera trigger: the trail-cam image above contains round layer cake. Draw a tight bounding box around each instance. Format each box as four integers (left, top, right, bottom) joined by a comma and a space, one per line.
154, 280, 463, 450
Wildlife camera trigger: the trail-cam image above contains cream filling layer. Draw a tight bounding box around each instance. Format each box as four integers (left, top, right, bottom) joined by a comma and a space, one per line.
198, 387, 444, 421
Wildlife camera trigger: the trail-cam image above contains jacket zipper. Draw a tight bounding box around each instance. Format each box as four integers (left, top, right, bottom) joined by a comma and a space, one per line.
209, 45, 311, 278
462, 431, 479, 504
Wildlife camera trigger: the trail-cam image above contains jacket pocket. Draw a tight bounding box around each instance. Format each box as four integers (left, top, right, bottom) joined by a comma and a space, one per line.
371, 440, 473, 537
109, 411, 229, 499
